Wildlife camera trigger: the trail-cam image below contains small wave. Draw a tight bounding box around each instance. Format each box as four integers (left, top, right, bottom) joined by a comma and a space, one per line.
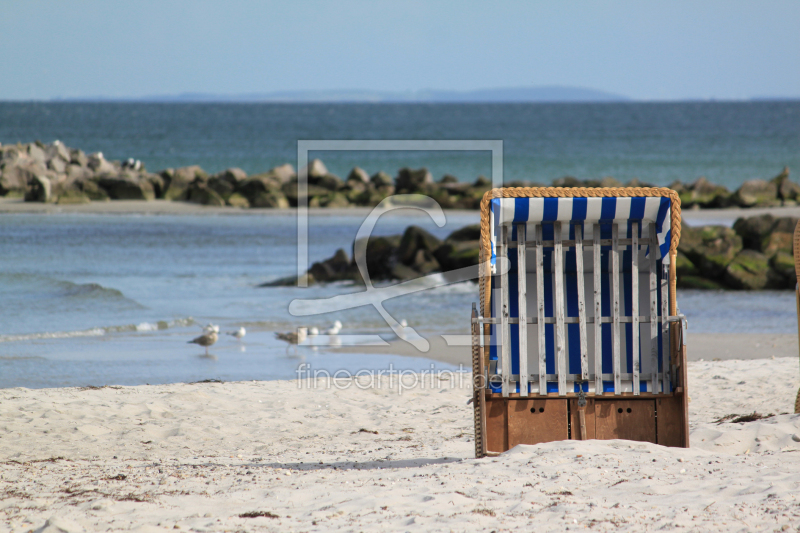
0, 317, 195, 343
61, 282, 125, 299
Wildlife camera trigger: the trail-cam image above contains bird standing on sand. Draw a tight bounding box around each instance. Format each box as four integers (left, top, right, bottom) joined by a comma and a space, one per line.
202, 323, 219, 334
227, 327, 246, 341
275, 327, 308, 354
189, 330, 218, 355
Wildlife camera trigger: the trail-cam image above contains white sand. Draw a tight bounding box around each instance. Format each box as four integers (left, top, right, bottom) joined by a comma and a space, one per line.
1, 357, 800, 532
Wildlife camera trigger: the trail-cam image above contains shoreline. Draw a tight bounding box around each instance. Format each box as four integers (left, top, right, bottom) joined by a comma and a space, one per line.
337, 332, 800, 367
3, 196, 800, 225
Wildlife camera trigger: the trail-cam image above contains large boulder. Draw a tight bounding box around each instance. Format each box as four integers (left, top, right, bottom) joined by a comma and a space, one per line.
731, 179, 779, 207
186, 182, 225, 207
395, 167, 433, 194
44, 140, 70, 164
769, 251, 796, 289
433, 240, 480, 272
87, 152, 117, 175
270, 163, 296, 183
446, 224, 481, 242
27, 143, 47, 166
161, 165, 207, 200
302, 159, 328, 179
396, 226, 442, 266
309, 192, 350, 208
370, 171, 394, 188
96, 172, 155, 200
52, 178, 93, 204
70, 149, 88, 167
0, 163, 35, 196
733, 214, 799, 255
352, 235, 402, 281
308, 249, 356, 283
24, 174, 51, 202
732, 214, 776, 250
309, 173, 344, 191
347, 167, 370, 185
226, 193, 250, 208
208, 167, 247, 198
723, 250, 771, 290
678, 223, 742, 278
680, 177, 731, 208
770, 167, 800, 204
552, 176, 583, 188
250, 190, 289, 208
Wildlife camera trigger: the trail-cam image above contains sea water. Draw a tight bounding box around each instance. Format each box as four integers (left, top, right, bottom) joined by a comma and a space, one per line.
1, 101, 798, 189
0, 211, 796, 389
1, 101, 799, 387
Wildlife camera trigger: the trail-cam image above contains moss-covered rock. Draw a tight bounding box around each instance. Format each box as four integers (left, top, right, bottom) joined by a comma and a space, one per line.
768, 251, 796, 289
186, 183, 225, 207
676, 275, 725, 290
679, 223, 742, 277
680, 177, 731, 208
226, 193, 250, 208
446, 224, 481, 242
395, 167, 433, 194
433, 240, 480, 272
731, 179, 779, 207
723, 250, 771, 290
397, 226, 442, 266
250, 190, 289, 208
675, 251, 698, 277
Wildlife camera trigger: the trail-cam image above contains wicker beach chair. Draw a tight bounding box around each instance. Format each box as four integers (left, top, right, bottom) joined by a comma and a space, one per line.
471, 187, 689, 457
794, 220, 800, 414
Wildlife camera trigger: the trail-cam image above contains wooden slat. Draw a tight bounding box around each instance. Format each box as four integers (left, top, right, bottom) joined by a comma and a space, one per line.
535, 224, 546, 395
509, 238, 646, 248
499, 315, 663, 325
516, 223, 528, 397
500, 225, 511, 397
661, 262, 670, 394
553, 222, 567, 396
575, 224, 589, 381
611, 223, 621, 395
649, 223, 660, 393
593, 223, 603, 395
631, 222, 640, 396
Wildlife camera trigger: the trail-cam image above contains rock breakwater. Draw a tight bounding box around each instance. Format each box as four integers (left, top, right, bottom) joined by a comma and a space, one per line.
270, 214, 799, 291
1, 140, 795, 210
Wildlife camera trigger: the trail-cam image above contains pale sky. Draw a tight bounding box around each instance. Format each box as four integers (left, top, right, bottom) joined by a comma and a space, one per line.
1, 0, 798, 101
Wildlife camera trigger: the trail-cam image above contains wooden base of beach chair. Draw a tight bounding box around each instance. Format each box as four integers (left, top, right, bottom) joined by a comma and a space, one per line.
483, 392, 689, 453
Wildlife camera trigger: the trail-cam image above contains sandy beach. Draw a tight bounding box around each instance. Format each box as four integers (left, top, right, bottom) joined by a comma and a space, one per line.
1, 355, 799, 532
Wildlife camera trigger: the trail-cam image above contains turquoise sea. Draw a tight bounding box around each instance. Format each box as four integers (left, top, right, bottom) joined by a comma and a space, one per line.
0, 102, 798, 388
1, 101, 798, 188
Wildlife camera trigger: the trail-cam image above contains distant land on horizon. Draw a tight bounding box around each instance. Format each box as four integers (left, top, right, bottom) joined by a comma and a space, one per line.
52, 86, 632, 103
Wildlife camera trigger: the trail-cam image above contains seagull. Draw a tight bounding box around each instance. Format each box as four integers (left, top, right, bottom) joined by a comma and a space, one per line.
188, 331, 218, 355
324, 321, 343, 335
275, 327, 308, 354
201, 323, 219, 334
227, 327, 246, 341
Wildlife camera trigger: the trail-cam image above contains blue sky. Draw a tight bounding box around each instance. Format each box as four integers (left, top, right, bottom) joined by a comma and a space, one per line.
1, 0, 798, 101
